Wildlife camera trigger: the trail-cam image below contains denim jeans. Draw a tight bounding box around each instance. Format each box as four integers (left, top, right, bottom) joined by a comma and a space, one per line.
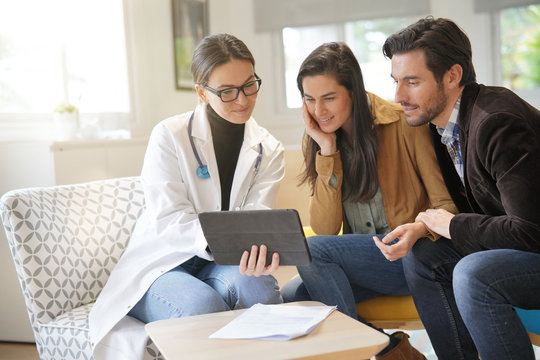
128, 256, 282, 323
281, 234, 410, 320
404, 238, 540, 360
453, 249, 540, 360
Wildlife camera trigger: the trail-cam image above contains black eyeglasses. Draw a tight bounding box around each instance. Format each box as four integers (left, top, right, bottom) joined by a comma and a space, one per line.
203, 76, 262, 103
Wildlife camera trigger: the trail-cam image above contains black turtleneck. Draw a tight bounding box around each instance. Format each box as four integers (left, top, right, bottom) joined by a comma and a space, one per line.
206, 105, 245, 210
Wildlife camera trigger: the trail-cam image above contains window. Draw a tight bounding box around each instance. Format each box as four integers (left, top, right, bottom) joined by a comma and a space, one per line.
499, 4, 540, 90
0, 0, 130, 133
282, 16, 420, 108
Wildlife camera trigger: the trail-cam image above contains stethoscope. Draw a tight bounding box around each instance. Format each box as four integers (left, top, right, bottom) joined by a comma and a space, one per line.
188, 112, 263, 207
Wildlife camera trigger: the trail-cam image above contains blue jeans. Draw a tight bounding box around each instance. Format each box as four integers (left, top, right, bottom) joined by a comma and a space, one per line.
453, 249, 540, 360
281, 234, 410, 320
404, 238, 540, 360
128, 256, 282, 323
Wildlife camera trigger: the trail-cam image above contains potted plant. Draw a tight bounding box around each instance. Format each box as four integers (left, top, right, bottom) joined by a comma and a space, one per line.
53, 102, 79, 140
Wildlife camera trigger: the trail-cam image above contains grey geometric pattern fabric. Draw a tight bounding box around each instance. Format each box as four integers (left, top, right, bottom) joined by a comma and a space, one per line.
0, 177, 163, 360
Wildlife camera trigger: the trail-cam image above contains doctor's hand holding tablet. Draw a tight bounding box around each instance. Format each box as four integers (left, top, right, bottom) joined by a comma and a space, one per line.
239, 244, 280, 277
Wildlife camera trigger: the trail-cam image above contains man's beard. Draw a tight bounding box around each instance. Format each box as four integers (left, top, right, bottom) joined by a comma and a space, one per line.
404, 85, 447, 127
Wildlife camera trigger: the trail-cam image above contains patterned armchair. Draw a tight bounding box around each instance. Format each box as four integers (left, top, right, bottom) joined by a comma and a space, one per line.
0, 177, 163, 360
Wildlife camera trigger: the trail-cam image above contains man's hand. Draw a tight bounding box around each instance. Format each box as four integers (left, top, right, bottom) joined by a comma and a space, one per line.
415, 209, 454, 239
373, 222, 427, 261
239, 244, 279, 277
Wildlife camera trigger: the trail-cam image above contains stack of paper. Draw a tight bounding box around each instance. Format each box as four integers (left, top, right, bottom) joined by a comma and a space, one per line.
209, 303, 337, 341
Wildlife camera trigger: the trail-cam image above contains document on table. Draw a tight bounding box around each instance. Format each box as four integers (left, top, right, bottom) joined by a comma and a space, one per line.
209, 303, 337, 341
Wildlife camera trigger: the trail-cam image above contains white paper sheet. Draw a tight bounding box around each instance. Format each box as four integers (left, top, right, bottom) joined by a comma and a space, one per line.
209, 303, 337, 341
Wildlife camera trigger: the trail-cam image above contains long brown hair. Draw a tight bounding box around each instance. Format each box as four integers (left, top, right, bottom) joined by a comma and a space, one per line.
298, 42, 378, 202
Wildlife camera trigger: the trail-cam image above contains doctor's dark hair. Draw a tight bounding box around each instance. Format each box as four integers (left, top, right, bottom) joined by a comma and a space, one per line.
383, 17, 476, 86
297, 42, 378, 203
191, 33, 255, 85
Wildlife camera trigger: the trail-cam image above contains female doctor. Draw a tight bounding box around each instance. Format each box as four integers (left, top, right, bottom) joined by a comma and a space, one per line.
89, 33, 284, 359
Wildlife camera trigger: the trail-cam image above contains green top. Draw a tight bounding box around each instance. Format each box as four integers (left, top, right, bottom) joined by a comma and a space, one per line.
337, 140, 390, 235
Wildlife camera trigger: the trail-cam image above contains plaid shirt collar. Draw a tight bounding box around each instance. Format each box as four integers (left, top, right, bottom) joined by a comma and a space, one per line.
436, 97, 464, 183
436, 97, 461, 144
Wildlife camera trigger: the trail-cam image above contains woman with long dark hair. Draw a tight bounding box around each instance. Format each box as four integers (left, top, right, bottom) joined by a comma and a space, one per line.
282, 42, 456, 359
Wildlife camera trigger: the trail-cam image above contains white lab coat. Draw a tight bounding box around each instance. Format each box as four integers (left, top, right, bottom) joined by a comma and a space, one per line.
88, 103, 285, 359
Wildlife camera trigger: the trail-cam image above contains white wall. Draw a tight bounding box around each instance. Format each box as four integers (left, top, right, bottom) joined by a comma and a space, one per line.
124, 0, 199, 138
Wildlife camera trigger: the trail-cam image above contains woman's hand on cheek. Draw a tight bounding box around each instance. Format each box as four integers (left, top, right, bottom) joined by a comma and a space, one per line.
302, 100, 337, 155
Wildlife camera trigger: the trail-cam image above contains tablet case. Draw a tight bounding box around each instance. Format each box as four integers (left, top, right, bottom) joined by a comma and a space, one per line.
199, 209, 312, 266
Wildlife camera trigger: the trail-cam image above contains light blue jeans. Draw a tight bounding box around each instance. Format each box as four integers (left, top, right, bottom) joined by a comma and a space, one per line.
129, 256, 282, 323
281, 234, 410, 320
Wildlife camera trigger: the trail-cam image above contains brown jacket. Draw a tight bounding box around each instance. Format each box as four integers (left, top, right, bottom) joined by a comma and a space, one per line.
309, 92, 457, 239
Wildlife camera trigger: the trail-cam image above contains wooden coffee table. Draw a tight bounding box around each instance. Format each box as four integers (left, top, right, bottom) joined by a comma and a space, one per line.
145, 301, 389, 360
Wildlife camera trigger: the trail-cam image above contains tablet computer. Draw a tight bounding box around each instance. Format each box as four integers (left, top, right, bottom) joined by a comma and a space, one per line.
199, 209, 311, 266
